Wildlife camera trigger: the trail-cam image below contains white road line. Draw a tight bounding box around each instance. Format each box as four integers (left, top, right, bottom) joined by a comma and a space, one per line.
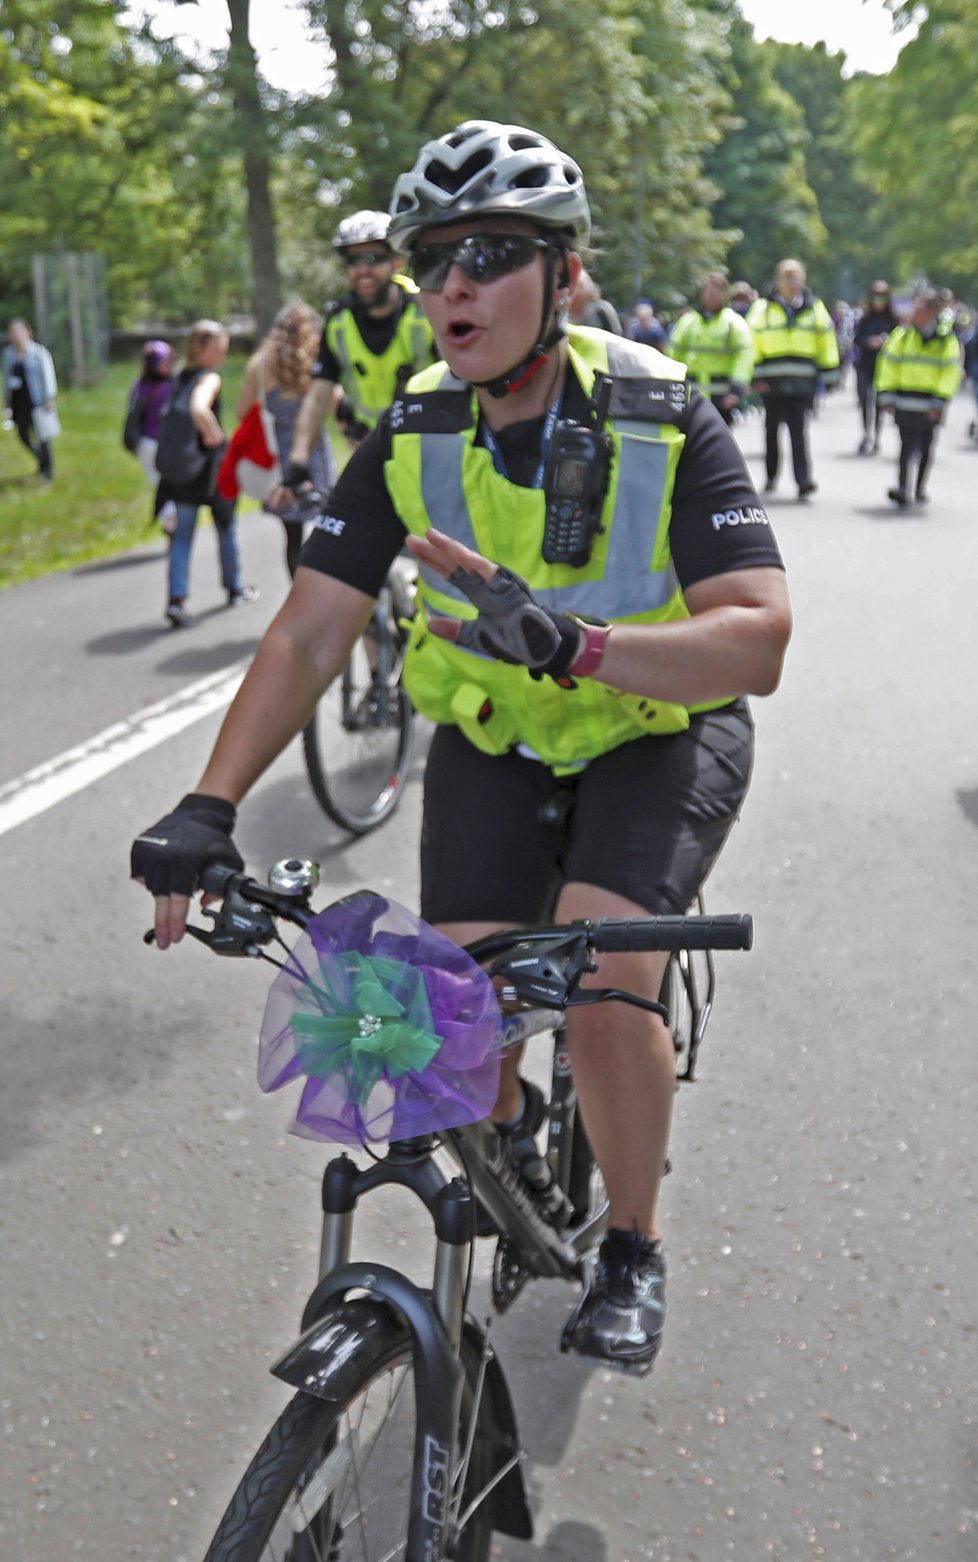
0, 661, 249, 839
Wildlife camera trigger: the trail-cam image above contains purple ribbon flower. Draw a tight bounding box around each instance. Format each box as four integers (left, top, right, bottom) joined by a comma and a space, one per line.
258, 892, 502, 1146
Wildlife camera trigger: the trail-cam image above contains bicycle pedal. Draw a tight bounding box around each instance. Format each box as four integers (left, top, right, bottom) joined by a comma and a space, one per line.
492, 1235, 531, 1314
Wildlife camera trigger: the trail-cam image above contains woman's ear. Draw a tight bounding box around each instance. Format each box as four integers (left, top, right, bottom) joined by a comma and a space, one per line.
556, 250, 583, 298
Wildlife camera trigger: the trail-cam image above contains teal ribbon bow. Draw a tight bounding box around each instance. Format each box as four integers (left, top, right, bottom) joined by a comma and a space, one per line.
291, 952, 442, 1103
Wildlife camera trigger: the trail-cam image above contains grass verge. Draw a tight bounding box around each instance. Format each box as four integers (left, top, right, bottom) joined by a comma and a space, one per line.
0, 356, 345, 588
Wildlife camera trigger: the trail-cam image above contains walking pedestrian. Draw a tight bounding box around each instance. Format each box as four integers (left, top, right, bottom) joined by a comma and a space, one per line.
667, 272, 754, 424
155, 320, 258, 629
875, 287, 962, 506
123, 339, 176, 527
569, 268, 623, 333
747, 260, 840, 500
1, 318, 58, 481
234, 302, 336, 578
852, 281, 900, 454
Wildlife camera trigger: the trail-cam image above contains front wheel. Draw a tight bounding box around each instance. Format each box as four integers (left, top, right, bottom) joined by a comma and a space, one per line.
204, 1325, 495, 1562
303, 629, 415, 836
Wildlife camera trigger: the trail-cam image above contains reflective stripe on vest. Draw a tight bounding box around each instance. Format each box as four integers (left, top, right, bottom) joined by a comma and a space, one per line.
381, 330, 716, 769
415, 421, 679, 621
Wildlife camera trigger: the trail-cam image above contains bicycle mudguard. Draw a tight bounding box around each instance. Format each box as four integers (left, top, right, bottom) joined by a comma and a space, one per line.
272, 1283, 533, 1542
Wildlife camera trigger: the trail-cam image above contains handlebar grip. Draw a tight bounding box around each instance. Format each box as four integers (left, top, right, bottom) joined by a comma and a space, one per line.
589, 914, 753, 953
199, 862, 243, 898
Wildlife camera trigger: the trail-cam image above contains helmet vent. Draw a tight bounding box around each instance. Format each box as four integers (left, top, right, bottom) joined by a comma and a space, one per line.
511, 165, 549, 189
426, 147, 493, 194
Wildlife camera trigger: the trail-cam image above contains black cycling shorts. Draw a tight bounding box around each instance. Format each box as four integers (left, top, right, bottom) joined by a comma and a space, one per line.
420, 702, 755, 925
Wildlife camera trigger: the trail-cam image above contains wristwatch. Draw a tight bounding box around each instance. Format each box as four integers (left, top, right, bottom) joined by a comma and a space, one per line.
566, 614, 613, 679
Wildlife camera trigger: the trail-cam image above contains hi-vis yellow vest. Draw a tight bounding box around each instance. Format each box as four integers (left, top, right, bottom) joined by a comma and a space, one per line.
325, 276, 435, 429
384, 328, 729, 772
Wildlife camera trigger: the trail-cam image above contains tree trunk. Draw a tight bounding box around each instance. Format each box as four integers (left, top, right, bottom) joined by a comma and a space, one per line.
225, 0, 282, 335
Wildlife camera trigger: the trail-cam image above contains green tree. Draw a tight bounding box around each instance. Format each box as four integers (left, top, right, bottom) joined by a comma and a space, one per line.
296, 0, 734, 310
701, 3, 824, 290
0, 0, 253, 328
764, 39, 898, 301
856, 0, 978, 294
173, 0, 283, 332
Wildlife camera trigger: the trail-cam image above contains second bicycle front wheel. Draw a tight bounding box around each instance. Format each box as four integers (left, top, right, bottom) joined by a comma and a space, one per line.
204, 1316, 495, 1562
303, 634, 415, 835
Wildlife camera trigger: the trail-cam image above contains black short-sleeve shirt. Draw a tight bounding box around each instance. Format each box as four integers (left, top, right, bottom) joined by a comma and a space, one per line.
300, 371, 783, 597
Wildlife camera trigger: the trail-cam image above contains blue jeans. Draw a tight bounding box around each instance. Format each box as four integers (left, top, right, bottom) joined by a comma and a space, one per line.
168, 500, 242, 602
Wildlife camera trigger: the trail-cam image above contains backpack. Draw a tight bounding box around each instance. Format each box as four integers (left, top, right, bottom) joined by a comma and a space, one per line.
122, 385, 143, 454
155, 372, 212, 486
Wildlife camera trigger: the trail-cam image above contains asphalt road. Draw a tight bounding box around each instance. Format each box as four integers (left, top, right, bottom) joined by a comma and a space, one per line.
1, 385, 976, 1562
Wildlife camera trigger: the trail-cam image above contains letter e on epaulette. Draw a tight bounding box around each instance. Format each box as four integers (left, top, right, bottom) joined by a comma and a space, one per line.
609, 377, 690, 426
389, 391, 473, 434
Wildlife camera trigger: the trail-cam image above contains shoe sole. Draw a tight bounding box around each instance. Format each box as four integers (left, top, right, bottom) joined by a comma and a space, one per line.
567, 1336, 659, 1377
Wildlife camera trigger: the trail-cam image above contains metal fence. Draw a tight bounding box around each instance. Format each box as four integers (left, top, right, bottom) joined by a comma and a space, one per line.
31, 251, 109, 384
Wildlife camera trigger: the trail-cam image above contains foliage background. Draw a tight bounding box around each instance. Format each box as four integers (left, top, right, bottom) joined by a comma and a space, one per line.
0, 0, 967, 346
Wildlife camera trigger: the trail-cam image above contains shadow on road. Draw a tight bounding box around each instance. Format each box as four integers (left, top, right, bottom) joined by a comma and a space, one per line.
0, 983, 211, 1165
72, 548, 163, 577
854, 505, 928, 522
507, 1519, 609, 1561
956, 786, 978, 829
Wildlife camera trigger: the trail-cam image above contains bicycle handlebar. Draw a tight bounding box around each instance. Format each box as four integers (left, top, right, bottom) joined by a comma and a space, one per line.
173, 867, 752, 972
587, 914, 752, 953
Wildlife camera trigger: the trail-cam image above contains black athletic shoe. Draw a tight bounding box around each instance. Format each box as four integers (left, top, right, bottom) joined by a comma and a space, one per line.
764, 478, 777, 493
797, 481, 817, 498
888, 487, 909, 507
166, 600, 190, 629
568, 1228, 666, 1375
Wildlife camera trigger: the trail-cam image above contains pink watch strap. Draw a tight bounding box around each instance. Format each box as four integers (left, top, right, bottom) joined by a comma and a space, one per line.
568, 620, 612, 678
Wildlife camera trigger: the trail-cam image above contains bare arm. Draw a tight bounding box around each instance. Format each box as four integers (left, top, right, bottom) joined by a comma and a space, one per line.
290, 378, 335, 466
154, 569, 373, 949
188, 371, 224, 446
407, 529, 792, 704
198, 568, 374, 803
235, 351, 263, 422
592, 568, 792, 702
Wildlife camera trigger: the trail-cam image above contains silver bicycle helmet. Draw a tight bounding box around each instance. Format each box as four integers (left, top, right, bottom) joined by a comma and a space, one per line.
332, 211, 392, 251
388, 121, 590, 252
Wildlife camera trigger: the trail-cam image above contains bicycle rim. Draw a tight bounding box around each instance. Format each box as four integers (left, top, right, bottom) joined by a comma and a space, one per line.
303, 639, 414, 836
204, 1329, 494, 1562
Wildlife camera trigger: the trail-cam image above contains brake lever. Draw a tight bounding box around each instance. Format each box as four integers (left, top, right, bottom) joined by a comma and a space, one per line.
142, 889, 280, 957
562, 987, 668, 1019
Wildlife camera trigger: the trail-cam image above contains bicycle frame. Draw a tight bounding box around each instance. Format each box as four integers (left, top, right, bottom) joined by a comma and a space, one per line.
177, 866, 746, 1560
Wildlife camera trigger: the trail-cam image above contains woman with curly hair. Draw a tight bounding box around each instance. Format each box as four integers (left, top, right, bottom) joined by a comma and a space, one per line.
237, 301, 337, 576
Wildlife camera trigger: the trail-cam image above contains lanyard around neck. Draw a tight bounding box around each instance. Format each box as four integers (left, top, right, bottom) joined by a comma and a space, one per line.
481, 392, 563, 490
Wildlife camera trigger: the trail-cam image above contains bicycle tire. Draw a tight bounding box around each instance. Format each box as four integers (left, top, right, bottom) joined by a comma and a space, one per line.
203, 1320, 495, 1562
303, 634, 415, 836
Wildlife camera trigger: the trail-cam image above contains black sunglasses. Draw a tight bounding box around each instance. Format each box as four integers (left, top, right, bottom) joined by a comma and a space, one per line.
409, 234, 550, 292
343, 250, 393, 268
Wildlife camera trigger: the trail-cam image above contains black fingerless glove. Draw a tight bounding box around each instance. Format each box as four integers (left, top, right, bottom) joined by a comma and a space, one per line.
283, 459, 312, 490
130, 792, 243, 897
449, 564, 583, 677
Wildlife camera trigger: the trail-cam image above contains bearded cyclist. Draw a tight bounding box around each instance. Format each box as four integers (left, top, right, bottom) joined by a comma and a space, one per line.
132, 121, 792, 1377
274, 210, 436, 501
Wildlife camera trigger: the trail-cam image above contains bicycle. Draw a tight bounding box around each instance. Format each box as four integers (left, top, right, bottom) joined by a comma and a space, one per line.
154, 859, 752, 1562
297, 490, 417, 836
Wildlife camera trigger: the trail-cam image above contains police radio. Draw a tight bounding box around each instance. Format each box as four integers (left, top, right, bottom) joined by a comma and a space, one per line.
541, 374, 613, 568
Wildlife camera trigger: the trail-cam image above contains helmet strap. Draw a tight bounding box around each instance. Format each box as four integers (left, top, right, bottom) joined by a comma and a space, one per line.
475, 243, 568, 400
